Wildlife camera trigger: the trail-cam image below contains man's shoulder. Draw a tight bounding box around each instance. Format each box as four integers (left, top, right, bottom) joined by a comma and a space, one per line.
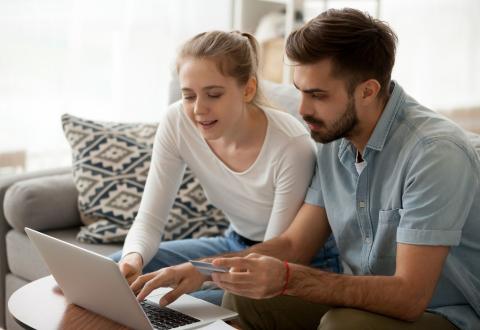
396, 99, 478, 161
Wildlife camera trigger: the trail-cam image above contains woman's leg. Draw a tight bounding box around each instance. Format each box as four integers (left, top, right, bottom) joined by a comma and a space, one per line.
109, 229, 249, 305
310, 235, 342, 273
142, 235, 234, 273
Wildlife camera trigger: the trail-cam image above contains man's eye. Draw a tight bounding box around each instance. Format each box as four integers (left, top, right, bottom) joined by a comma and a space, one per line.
208, 94, 223, 98
311, 94, 325, 100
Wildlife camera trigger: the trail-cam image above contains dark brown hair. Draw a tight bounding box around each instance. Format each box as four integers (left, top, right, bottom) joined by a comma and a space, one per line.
286, 8, 398, 99
177, 30, 264, 105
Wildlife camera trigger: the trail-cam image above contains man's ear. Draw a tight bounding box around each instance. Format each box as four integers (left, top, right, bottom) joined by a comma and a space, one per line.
358, 79, 382, 104
244, 77, 257, 103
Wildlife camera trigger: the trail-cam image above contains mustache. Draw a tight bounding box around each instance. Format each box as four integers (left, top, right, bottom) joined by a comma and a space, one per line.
303, 115, 324, 127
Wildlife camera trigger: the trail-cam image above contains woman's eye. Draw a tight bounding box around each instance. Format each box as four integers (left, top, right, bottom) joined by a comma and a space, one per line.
208, 94, 223, 99
183, 95, 195, 101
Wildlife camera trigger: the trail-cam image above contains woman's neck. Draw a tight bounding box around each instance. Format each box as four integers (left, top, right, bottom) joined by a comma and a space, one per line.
211, 104, 266, 150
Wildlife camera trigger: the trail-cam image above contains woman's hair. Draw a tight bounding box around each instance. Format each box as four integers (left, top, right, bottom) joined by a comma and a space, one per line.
176, 30, 266, 106
286, 8, 398, 100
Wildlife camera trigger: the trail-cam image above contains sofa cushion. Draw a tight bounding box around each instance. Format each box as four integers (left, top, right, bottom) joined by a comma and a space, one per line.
4, 173, 81, 232
61, 114, 228, 243
260, 80, 302, 122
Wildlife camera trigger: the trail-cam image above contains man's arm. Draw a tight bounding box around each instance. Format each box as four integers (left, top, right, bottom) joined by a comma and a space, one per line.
207, 203, 332, 264
289, 243, 448, 321
213, 243, 449, 322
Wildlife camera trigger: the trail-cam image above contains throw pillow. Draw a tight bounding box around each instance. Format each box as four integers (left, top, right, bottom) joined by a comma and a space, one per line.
61, 114, 228, 243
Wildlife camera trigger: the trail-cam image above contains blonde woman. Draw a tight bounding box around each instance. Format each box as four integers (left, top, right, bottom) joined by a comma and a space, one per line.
112, 31, 339, 305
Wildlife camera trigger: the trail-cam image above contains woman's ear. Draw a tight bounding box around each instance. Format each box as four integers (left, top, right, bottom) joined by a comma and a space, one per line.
244, 77, 257, 103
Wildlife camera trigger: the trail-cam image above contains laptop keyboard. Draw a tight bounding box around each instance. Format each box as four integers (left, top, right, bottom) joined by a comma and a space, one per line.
140, 300, 200, 330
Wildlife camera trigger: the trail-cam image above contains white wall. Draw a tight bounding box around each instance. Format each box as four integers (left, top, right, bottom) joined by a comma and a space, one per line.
1, 0, 479, 172
0, 0, 233, 170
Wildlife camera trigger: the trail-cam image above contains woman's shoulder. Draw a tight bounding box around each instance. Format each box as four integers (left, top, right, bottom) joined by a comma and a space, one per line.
262, 106, 309, 139
158, 100, 188, 127
162, 100, 183, 118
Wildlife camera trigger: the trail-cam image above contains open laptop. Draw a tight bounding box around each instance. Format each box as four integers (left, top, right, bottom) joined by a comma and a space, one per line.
25, 227, 237, 330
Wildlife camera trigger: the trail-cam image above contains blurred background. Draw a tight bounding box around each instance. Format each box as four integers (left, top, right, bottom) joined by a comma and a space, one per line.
1, 0, 479, 175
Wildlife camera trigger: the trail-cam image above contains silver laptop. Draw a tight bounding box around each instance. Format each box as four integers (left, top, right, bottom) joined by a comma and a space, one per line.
25, 227, 237, 330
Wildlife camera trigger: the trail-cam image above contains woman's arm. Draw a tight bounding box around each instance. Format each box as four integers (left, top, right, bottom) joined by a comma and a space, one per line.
263, 136, 316, 244
122, 105, 186, 266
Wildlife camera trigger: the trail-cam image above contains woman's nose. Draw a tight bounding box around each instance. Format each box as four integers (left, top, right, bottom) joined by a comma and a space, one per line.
193, 99, 208, 115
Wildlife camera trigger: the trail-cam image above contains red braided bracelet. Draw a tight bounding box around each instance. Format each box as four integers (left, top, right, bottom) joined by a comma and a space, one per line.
281, 260, 290, 295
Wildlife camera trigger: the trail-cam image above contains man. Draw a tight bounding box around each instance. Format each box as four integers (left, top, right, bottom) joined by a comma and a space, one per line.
206, 8, 479, 330
131, 8, 479, 330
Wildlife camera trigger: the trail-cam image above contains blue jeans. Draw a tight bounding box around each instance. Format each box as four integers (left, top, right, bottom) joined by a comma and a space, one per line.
111, 229, 340, 305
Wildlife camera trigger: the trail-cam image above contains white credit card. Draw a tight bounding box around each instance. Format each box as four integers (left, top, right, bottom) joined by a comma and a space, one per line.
189, 260, 229, 275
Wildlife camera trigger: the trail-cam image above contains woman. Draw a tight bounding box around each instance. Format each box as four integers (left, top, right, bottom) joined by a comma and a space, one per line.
113, 30, 339, 305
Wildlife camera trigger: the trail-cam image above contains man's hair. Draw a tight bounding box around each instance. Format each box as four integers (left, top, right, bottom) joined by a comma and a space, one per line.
286, 8, 398, 99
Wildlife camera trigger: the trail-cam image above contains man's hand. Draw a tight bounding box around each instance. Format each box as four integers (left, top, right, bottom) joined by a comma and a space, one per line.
118, 252, 144, 285
211, 253, 286, 299
131, 262, 209, 306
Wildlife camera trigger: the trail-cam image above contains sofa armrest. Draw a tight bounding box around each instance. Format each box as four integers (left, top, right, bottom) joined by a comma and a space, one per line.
2, 168, 81, 233
1, 167, 73, 232
0, 167, 74, 328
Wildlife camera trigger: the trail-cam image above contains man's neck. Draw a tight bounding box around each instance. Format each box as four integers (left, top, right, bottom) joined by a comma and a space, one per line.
349, 95, 389, 154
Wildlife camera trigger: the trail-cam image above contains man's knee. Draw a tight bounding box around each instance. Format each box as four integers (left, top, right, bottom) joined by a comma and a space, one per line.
223, 292, 331, 330
222, 292, 264, 330
318, 308, 370, 330
222, 293, 260, 321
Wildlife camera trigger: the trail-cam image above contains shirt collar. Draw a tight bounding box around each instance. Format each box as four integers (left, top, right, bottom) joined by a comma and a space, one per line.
366, 81, 405, 151
338, 80, 406, 157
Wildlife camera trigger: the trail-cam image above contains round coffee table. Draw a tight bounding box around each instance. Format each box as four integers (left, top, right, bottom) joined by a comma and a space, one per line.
8, 275, 128, 329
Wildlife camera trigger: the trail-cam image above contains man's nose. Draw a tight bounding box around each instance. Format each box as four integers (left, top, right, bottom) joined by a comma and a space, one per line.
298, 96, 313, 117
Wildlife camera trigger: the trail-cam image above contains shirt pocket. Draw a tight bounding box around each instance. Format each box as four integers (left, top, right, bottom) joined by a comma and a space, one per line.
368, 209, 401, 275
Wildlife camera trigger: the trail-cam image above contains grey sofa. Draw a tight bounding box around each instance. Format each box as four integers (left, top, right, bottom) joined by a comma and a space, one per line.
1, 168, 123, 330
0, 80, 302, 330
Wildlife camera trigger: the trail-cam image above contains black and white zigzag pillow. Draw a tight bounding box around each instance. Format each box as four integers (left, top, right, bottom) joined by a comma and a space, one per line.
61, 114, 228, 244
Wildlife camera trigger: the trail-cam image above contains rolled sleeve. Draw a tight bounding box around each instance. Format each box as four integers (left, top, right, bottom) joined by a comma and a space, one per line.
397, 228, 462, 246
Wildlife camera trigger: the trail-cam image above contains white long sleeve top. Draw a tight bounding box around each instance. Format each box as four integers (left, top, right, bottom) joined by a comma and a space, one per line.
122, 101, 316, 264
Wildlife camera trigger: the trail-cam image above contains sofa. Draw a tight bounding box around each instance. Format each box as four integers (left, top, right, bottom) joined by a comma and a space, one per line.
0, 80, 302, 330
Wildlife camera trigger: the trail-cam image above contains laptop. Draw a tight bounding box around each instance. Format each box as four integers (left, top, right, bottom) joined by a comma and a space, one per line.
25, 227, 237, 330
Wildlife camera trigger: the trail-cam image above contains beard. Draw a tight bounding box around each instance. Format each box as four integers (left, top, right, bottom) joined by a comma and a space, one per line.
303, 96, 358, 144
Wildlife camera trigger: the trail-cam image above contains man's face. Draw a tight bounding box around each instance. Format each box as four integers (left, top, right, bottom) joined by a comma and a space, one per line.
293, 59, 359, 144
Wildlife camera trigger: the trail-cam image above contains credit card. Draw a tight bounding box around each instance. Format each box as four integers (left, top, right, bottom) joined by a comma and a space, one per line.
189, 260, 229, 275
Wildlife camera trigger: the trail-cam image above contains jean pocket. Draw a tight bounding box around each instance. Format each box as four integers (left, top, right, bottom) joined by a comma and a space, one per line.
368, 209, 401, 275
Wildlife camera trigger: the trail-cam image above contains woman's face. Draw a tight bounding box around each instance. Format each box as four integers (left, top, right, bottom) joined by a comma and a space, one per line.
178, 57, 249, 141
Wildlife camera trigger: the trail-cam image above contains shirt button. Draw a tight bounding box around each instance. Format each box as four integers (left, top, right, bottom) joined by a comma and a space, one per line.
365, 237, 371, 244
359, 201, 366, 208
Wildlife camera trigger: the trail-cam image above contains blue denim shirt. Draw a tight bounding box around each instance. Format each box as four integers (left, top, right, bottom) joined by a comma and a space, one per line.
305, 82, 480, 329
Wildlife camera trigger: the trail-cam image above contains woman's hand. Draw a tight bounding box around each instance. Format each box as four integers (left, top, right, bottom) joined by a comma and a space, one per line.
131, 262, 209, 306
118, 252, 144, 285
211, 253, 286, 299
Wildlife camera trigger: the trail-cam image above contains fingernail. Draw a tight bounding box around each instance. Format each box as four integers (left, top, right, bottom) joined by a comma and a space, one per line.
159, 298, 167, 306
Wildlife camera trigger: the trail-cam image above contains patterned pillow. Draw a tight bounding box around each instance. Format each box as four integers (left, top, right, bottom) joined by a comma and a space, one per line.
61, 114, 228, 244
